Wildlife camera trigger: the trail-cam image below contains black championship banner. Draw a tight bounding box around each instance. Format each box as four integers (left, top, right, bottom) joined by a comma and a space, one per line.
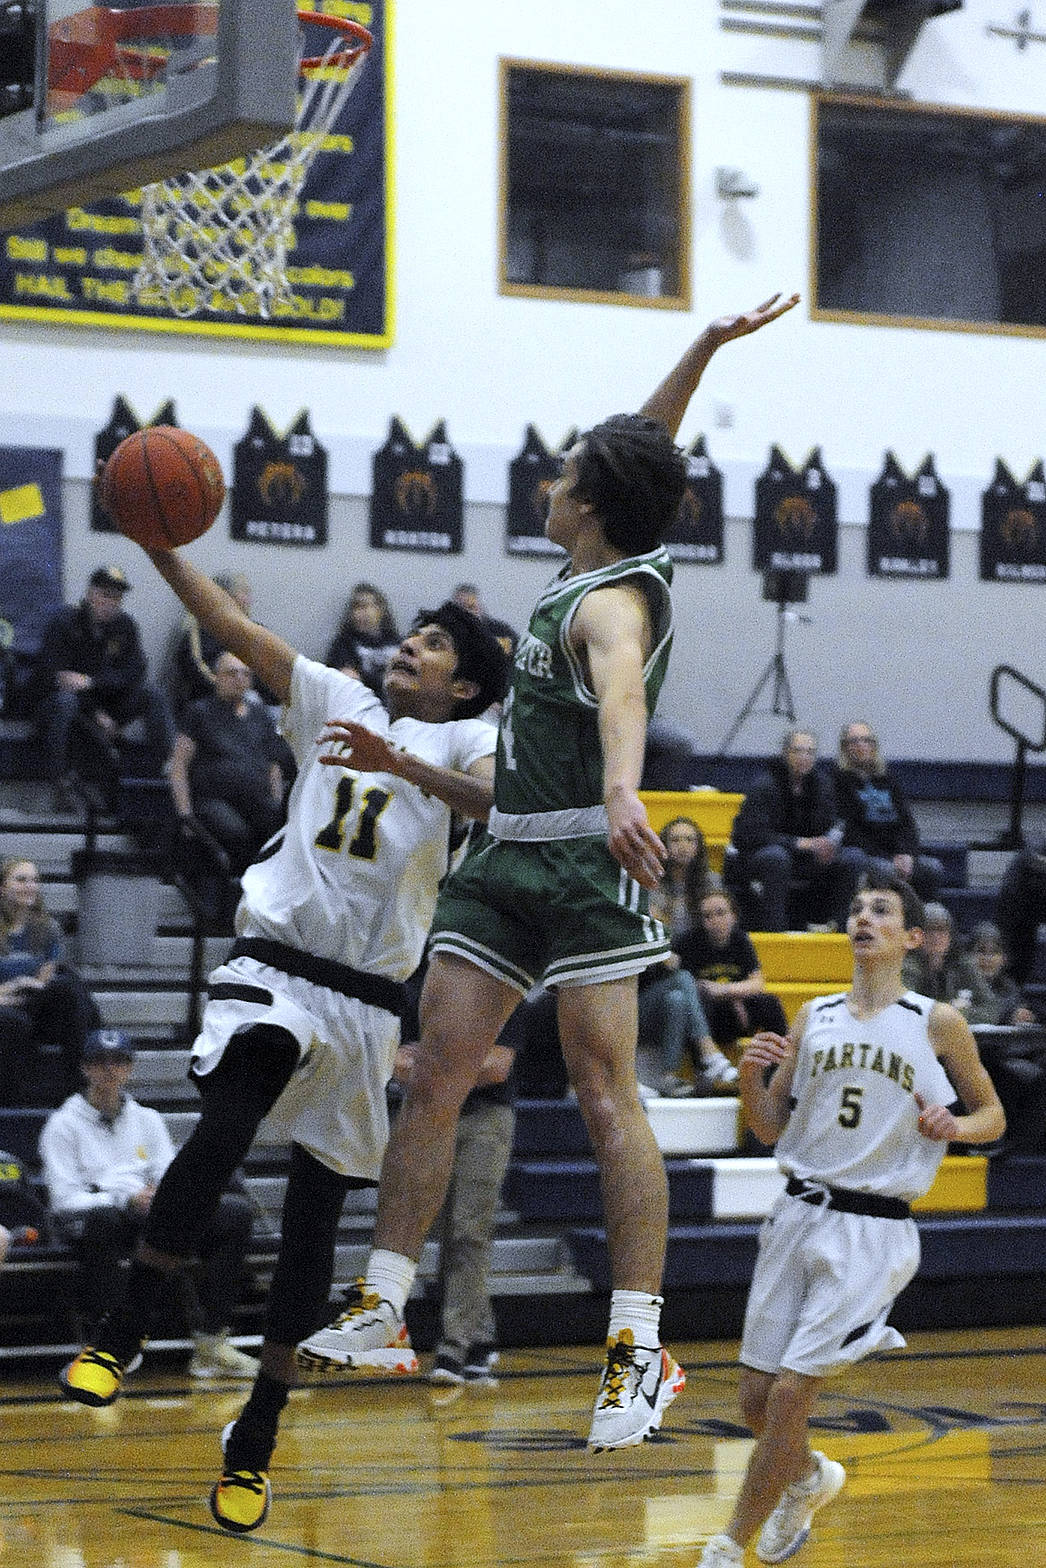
230, 408, 328, 548
667, 435, 723, 564
753, 446, 838, 575
867, 453, 950, 579
506, 425, 577, 557
92, 396, 178, 532
0, 445, 63, 655
370, 419, 463, 554
0, 2, 391, 348
980, 459, 1046, 584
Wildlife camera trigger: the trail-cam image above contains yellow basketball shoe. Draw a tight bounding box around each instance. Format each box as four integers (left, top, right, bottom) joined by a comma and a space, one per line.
209, 1420, 272, 1534
59, 1344, 144, 1407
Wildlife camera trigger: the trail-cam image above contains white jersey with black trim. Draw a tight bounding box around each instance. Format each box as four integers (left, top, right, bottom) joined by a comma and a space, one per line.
235, 656, 496, 980
773, 989, 956, 1203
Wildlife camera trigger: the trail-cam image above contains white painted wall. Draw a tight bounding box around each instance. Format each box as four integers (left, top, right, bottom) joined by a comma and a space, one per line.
2, 0, 1045, 760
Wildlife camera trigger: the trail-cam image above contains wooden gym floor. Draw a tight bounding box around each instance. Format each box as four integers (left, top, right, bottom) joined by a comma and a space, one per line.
1, 1325, 1044, 1567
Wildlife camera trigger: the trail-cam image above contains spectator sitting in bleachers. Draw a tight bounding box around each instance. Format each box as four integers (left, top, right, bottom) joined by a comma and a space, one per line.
39, 1029, 258, 1375
169, 571, 280, 718
967, 921, 1038, 1026
637, 954, 738, 1098
0, 1141, 48, 1254
674, 888, 788, 1060
505, 967, 735, 1101
724, 728, 863, 931
30, 565, 174, 812
168, 652, 289, 877
901, 902, 997, 1025
650, 815, 715, 939
0, 858, 100, 1105
450, 583, 518, 656
831, 720, 944, 900
325, 581, 401, 694
995, 842, 1046, 988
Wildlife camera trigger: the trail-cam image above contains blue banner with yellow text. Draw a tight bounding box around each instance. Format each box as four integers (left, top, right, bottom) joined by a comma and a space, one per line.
0, 2, 392, 348
0, 445, 63, 655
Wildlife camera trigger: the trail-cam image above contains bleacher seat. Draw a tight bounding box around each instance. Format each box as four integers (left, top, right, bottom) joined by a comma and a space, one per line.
2, 770, 1044, 1357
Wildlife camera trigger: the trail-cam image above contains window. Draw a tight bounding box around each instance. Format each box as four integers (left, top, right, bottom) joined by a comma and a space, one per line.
813, 93, 1046, 337
499, 59, 690, 309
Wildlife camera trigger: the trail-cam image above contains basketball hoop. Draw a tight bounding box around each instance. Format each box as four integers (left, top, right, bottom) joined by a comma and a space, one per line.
133, 9, 372, 320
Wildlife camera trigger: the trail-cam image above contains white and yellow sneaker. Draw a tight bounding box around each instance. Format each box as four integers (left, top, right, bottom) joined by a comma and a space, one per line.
190, 1329, 260, 1379
296, 1280, 418, 1375
587, 1328, 685, 1452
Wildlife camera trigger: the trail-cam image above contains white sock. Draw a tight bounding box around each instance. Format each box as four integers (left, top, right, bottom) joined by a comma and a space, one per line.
366, 1250, 416, 1316
607, 1289, 663, 1344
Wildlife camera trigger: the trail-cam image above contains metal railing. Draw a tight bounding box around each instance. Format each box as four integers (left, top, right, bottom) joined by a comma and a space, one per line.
987, 664, 1046, 850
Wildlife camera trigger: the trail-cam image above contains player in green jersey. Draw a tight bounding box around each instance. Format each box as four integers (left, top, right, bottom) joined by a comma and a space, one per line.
300, 294, 799, 1449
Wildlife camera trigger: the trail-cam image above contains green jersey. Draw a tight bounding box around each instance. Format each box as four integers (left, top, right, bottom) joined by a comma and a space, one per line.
493, 548, 673, 822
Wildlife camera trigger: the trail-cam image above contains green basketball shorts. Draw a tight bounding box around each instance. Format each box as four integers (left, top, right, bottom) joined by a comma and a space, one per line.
428, 832, 670, 990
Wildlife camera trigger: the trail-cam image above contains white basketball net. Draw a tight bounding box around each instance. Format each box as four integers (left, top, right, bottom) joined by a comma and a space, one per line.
134, 27, 367, 320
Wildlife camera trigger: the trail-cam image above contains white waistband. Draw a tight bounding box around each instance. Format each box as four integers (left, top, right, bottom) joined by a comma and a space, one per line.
488, 803, 609, 841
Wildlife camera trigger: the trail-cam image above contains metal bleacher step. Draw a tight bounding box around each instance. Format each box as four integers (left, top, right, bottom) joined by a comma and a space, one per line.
5, 825, 140, 873
42, 879, 196, 930
87, 992, 192, 1040
78, 935, 230, 981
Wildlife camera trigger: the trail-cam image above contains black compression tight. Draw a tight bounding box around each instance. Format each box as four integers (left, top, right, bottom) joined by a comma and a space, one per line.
263, 1143, 374, 1347
144, 1024, 299, 1259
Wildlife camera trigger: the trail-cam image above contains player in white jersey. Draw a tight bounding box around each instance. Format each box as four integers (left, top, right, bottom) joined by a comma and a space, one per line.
59, 548, 507, 1534
698, 873, 1004, 1568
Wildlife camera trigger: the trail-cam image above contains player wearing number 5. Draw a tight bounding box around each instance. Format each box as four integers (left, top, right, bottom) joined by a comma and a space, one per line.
59, 545, 507, 1534
697, 872, 1004, 1568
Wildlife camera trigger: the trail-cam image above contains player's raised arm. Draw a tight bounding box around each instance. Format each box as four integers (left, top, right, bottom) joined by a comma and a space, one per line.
641, 293, 800, 439
146, 548, 296, 705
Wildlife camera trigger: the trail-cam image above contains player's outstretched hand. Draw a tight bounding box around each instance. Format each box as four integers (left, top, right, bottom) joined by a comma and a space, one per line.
318, 718, 398, 773
706, 292, 800, 349
914, 1091, 960, 1142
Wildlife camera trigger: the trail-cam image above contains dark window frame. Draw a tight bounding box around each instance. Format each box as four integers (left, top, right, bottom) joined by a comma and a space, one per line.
811, 91, 1046, 340
498, 57, 691, 311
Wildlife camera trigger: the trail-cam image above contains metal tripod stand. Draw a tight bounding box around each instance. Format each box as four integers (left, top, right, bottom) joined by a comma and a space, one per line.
716, 596, 803, 756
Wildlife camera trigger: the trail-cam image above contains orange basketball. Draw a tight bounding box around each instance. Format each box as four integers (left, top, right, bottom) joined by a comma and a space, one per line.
99, 425, 226, 549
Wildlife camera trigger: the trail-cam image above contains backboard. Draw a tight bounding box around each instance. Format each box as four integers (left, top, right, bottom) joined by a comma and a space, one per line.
0, 1, 300, 229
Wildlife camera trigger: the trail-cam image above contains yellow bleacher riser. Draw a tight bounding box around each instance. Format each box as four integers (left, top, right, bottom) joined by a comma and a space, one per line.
913, 1154, 988, 1212
752, 932, 853, 984
639, 789, 744, 874
767, 980, 846, 1024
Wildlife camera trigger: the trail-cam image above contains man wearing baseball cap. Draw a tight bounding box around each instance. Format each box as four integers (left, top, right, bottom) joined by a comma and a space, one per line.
39, 1029, 257, 1378
30, 568, 173, 812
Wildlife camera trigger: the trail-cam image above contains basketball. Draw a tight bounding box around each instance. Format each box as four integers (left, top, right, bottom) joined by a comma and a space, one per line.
99, 425, 226, 550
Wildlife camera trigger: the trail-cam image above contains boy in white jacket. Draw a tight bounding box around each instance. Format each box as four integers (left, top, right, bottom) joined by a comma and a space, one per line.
41, 1030, 256, 1376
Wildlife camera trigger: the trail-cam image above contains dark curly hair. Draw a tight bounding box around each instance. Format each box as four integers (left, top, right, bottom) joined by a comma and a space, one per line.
412, 602, 509, 720
572, 413, 687, 555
